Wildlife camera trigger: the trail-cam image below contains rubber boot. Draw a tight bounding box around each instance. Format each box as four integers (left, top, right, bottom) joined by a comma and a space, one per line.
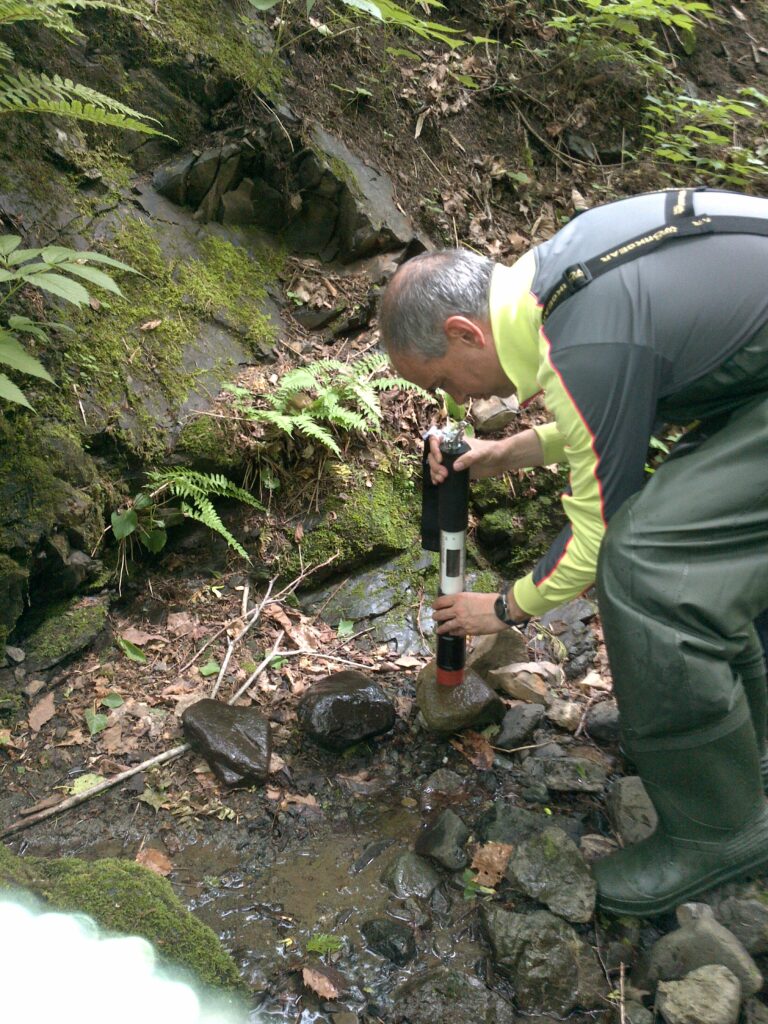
736, 632, 768, 791
593, 700, 768, 917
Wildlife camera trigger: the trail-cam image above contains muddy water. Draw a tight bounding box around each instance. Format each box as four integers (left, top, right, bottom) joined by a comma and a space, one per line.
175, 805, 485, 1021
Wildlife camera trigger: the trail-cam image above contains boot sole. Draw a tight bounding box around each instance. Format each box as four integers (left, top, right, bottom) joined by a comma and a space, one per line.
596, 846, 768, 918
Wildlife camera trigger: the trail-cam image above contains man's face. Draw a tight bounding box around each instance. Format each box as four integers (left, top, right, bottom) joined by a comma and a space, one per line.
388, 323, 514, 406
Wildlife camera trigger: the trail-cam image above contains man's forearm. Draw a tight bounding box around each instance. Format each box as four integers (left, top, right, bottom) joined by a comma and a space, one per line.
500, 429, 547, 471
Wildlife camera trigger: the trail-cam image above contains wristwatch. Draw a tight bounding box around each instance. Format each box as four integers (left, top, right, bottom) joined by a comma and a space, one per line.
494, 582, 518, 627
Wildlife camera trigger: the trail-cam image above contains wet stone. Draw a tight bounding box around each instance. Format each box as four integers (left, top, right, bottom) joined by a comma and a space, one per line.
655, 964, 741, 1024
625, 1000, 655, 1024
296, 670, 395, 751
709, 888, 768, 956
420, 769, 465, 813
392, 967, 515, 1024
482, 905, 606, 1016
637, 902, 762, 998
505, 826, 596, 923
585, 699, 621, 744
480, 802, 550, 844
744, 998, 768, 1024
465, 630, 528, 679
152, 153, 196, 204
524, 755, 607, 793
360, 918, 416, 965
494, 701, 544, 749
608, 775, 658, 845
381, 852, 441, 899
181, 699, 271, 786
414, 809, 470, 871
416, 662, 505, 735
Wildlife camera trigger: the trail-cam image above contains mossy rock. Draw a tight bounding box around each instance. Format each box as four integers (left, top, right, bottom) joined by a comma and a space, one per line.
175, 415, 241, 474
24, 596, 109, 672
280, 469, 419, 586
0, 554, 27, 635
0, 845, 242, 990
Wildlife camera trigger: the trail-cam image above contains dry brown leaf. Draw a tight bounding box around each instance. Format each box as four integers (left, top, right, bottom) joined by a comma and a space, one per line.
393, 655, 422, 668
302, 967, 339, 1000
28, 692, 56, 733
471, 842, 514, 887
166, 612, 198, 636
294, 522, 305, 543
265, 786, 282, 800
100, 721, 124, 754
265, 603, 293, 631
139, 319, 162, 331
268, 751, 287, 774
282, 792, 318, 807
120, 626, 165, 647
450, 730, 495, 770
135, 847, 173, 876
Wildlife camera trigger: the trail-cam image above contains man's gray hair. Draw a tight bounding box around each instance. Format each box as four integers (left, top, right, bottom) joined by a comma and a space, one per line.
379, 248, 494, 358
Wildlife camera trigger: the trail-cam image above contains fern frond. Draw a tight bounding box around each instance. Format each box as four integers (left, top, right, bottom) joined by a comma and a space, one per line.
346, 381, 382, 423
0, 40, 13, 63
370, 376, 431, 399
249, 408, 297, 433
293, 414, 342, 456
0, 1, 134, 37
181, 498, 251, 563
350, 352, 389, 377
147, 468, 263, 509
273, 366, 320, 404
0, 71, 163, 135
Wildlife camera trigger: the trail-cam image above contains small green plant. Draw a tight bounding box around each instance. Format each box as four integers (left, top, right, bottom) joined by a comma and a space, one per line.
247, 0, 467, 49
306, 933, 344, 955
642, 89, 768, 187
226, 353, 427, 470
0, 234, 135, 407
546, 0, 717, 87
460, 867, 496, 901
109, 468, 265, 586
0, 1, 163, 133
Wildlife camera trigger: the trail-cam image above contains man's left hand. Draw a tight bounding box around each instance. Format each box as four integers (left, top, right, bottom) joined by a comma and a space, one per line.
433, 592, 512, 636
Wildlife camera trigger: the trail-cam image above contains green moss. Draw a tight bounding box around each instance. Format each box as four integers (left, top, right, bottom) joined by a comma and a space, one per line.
24, 598, 109, 671
175, 415, 240, 472
123, 0, 283, 98
280, 467, 419, 585
0, 847, 242, 990
41, 217, 283, 461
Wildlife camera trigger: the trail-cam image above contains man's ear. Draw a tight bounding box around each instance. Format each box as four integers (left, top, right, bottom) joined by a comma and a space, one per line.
443, 315, 487, 349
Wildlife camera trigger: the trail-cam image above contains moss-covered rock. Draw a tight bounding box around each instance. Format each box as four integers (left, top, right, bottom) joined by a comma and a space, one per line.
0, 845, 242, 990
24, 596, 109, 672
0, 555, 27, 645
280, 467, 420, 586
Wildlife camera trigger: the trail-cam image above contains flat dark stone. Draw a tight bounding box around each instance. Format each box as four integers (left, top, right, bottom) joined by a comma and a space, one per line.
182, 699, 272, 785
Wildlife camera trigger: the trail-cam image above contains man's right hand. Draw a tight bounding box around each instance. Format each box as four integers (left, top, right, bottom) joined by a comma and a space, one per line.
427, 434, 510, 484
427, 427, 547, 484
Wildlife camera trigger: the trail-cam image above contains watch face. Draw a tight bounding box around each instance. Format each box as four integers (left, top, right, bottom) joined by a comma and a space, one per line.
494, 595, 506, 622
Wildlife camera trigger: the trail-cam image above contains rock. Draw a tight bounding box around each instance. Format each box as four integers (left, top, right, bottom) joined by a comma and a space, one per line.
181, 699, 272, 786
360, 918, 416, 965
185, 148, 221, 206
4, 646, 24, 664
710, 889, 768, 955
545, 698, 582, 732
381, 852, 440, 899
580, 833, 619, 862
472, 395, 520, 434
419, 769, 466, 813
539, 598, 597, 674
585, 700, 621, 744
283, 194, 339, 255
311, 127, 420, 262
392, 967, 515, 1024
219, 177, 257, 225
607, 775, 658, 845
152, 153, 196, 204
480, 802, 550, 844
296, 670, 395, 751
625, 1000, 655, 1024
488, 664, 550, 704
655, 964, 741, 1024
494, 702, 545, 749
637, 903, 762, 997
465, 630, 528, 678
300, 551, 432, 624
744, 998, 768, 1024
482, 906, 606, 1015
24, 595, 109, 672
524, 755, 608, 793
505, 826, 596, 923
414, 809, 470, 871
415, 662, 505, 734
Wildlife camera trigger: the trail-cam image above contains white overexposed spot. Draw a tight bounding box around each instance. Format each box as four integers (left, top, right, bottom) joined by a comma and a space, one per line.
0, 899, 251, 1024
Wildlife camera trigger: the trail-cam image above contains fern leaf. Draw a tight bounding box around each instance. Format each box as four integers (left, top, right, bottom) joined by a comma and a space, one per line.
294, 414, 342, 456
0, 1, 135, 36
0, 71, 164, 135
181, 498, 251, 563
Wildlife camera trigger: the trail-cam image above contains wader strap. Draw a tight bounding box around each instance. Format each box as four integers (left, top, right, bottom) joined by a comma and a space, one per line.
541, 189, 768, 322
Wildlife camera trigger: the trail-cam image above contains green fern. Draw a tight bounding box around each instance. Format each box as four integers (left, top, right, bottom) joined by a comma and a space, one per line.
109, 468, 265, 584
0, 2, 162, 135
